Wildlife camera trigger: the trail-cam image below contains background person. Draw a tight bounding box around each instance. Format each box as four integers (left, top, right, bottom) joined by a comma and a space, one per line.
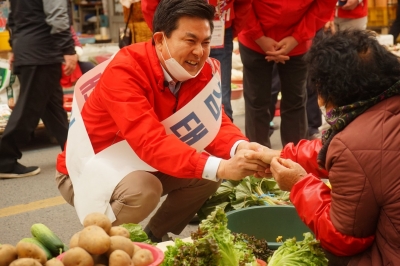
141, 0, 252, 121
335, 0, 368, 31
247, 30, 400, 265
238, 0, 337, 149
0, 0, 76, 178
56, 0, 267, 243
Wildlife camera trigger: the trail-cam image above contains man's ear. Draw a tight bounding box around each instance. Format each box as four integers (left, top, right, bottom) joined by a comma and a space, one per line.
153, 32, 164, 49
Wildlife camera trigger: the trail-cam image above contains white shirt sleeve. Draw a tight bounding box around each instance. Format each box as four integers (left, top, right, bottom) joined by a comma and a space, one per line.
230, 140, 247, 157
202, 140, 248, 181
202, 156, 221, 182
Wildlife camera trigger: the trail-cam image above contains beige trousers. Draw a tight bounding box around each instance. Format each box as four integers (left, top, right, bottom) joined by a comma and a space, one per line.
56, 170, 221, 238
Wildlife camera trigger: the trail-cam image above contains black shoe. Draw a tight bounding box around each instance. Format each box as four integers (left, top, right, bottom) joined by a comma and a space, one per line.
0, 162, 41, 179
189, 214, 200, 224
144, 225, 171, 243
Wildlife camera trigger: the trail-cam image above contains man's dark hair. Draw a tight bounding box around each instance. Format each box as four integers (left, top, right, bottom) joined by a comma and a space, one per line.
153, 0, 215, 38
305, 30, 400, 107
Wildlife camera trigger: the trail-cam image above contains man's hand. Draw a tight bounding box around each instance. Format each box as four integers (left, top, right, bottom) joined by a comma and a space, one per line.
324, 21, 336, 34
255, 36, 289, 64
244, 147, 281, 164
235, 141, 265, 154
244, 147, 281, 178
266, 36, 299, 62
341, 0, 360, 11
217, 149, 269, 181
270, 157, 307, 191
63, 54, 78, 76
255, 36, 278, 54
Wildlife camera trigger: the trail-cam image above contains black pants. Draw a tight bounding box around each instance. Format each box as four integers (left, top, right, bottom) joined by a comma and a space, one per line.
239, 43, 308, 148
307, 86, 322, 135
390, 4, 400, 43
0, 64, 68, 172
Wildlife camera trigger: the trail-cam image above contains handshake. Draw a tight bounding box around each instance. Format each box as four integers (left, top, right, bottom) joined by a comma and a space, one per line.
216, 141, 307, 192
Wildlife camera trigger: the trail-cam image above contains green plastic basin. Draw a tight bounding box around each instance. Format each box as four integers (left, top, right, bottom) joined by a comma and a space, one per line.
226, 205, 312, 250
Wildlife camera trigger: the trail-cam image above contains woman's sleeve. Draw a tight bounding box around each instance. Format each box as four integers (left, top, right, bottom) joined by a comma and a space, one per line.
281, 139, 328, 178
291, 174, 375, 256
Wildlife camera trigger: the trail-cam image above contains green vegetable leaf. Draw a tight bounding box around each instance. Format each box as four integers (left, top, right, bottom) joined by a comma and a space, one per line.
119, 223, 149, 242
268, 232, 328, 266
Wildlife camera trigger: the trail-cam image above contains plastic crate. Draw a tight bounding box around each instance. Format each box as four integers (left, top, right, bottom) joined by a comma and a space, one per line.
368, 6, 397, 27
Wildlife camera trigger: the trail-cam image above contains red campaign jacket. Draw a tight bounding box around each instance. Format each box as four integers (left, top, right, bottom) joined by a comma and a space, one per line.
238, 0, 337, 56
282, 139, 374, 256
141, 0, 252, 37
57, 40, 247, 178
336, 0, 368, 19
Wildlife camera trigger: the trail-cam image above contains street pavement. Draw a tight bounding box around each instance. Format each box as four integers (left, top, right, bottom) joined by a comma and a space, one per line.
0, 100, 283, 246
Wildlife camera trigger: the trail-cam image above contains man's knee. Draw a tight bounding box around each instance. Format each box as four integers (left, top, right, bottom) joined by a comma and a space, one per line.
55, 171, 74, 206
111, 171, 163, 225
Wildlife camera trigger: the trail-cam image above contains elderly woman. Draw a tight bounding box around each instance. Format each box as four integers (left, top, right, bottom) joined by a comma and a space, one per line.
247, 30, 400, 265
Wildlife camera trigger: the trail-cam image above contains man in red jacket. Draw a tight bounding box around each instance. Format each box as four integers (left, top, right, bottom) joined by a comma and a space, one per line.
56, 0, 267, 242
141, 0, 252, 121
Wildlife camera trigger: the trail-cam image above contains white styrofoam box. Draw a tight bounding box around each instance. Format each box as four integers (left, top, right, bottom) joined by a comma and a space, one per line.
231, 96, 245, 116
376, 34, 394, 46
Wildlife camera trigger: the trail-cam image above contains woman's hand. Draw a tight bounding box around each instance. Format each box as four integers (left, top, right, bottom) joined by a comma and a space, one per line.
270, 157, 307, 191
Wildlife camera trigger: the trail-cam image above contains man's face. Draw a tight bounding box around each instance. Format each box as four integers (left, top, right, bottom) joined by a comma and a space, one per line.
157, 16, 212, 77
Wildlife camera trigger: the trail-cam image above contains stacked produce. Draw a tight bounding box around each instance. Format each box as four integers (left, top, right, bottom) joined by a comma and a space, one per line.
0, 223, 67, 266
198, 177, 291, 220
0, 212, 157, 266
161, 207, 272, 266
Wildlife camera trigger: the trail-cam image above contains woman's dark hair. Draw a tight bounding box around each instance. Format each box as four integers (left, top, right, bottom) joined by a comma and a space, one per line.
305, 30, 400, 107
152, 0, 215, 38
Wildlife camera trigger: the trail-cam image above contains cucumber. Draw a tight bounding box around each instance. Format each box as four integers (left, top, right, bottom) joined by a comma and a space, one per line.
31, 223, 64, 256
20, 237, 53, 260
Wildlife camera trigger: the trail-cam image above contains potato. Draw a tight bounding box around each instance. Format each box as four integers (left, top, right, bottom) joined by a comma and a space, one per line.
83, 213, 112, 234
16, 241, 47, 265
62, 247, 94, 266
69, 231, 81, 248
106, 236, 134, 257
132, 249, 153, 266
109, 250, 132, 266
0, 244, 18, 266
132, 244, 141, 256
108, 226, 130, 239
9, 258, 42, 266
78, 225, 110, 255
45, 258, 64, 266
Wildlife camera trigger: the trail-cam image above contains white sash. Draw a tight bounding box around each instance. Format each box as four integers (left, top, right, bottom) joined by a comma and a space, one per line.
66, 57, 222, 223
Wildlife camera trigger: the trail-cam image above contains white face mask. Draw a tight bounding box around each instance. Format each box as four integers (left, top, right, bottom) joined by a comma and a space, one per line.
160, 34, 203, 82
320, 105, 327, 119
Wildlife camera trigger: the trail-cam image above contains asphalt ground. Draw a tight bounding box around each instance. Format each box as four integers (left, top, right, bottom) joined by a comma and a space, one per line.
0, 99, 283, 246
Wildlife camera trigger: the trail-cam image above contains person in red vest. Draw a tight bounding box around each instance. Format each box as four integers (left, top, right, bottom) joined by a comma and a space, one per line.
335, 0, 368, 31
237, 0, 338, 149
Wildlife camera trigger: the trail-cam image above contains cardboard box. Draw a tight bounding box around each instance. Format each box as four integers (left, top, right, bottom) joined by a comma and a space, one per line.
0, 31, 10, 51
375, 0, 388, 7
